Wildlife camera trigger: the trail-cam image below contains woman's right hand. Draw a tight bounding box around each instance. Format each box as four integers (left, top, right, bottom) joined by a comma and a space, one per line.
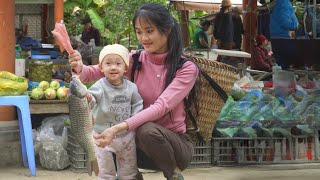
68, 50, 83, 74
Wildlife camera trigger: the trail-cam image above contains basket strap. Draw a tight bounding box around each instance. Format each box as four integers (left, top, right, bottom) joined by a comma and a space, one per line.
200, 70, 228, 102
184, 99, 205, 142
131, 50, 142, 82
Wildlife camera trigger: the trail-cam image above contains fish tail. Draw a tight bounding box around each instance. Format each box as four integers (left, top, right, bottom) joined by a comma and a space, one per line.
92, 159, 99, 176
86, 159, 99, 176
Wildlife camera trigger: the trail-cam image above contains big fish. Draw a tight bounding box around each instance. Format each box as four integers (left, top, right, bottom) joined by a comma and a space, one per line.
69, 77, 99, 176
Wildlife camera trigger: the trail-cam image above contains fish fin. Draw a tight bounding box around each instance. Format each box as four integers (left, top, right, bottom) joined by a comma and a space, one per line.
86, 160, 93, 176
92, 159, 99, 176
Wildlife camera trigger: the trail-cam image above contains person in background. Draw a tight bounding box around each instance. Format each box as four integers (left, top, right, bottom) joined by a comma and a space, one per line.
214, 0, 234, 61
69, 3, 199, 180
232, 6, 244, 50
191, 20, 212, 49
81, 15, 101, 46
84, 44, 143, 180
214, 0, 234, 49
250, 35, 273, 72
269, 0, 298, 68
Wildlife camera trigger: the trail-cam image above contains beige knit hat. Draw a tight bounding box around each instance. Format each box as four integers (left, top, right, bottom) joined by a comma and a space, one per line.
99, 44, 129, 67
221, 0, 232, 7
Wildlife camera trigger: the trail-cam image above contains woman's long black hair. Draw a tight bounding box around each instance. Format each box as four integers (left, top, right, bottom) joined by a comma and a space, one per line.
132, 3, 200, 117
132, 3, 182, 89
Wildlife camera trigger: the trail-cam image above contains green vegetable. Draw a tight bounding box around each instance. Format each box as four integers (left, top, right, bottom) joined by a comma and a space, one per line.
38, 81, 50, 90
0, 71, 28, 96
31, 87, 44, 100
56, 87, 68, 100
50, 80, 60, 90
44, 87, 57, 100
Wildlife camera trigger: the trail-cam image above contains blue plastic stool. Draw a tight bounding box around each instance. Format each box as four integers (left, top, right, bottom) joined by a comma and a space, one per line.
0, 95, 36, 176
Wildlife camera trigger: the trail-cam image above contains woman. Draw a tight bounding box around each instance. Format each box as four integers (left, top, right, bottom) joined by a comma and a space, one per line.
69, 3, 199, 180
250, 35, 273, 72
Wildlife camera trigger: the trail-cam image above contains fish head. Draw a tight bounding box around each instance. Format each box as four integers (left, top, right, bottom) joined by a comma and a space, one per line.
69, 76, 88, 98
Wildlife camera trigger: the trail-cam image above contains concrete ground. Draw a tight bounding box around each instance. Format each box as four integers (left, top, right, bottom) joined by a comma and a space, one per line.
1, 164, 320, 180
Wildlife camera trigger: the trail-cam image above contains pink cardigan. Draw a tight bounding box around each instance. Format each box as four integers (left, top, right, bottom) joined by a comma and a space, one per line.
79, 51, 198, 133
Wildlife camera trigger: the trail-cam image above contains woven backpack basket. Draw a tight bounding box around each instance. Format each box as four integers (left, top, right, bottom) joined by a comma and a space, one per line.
185, 55, 239, 142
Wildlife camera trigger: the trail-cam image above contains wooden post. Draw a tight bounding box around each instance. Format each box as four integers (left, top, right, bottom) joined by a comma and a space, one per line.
180, 10, 190, 48
54, 0, 64, 49
0, 0, 16, 121
242, 0, 257, 65
41, 4, 49, 43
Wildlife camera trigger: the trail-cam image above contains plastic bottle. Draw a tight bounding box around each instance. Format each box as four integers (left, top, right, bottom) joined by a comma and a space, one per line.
15, 45, 21, 58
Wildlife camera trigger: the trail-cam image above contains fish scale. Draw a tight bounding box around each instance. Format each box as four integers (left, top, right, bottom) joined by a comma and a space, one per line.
68, 93, 99, 176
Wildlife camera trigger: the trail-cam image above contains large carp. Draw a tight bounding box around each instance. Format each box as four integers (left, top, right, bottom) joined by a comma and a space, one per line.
69, 77, 99, 176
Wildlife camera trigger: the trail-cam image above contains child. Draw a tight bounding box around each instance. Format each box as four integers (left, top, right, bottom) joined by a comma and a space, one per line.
88, 44, 143, 179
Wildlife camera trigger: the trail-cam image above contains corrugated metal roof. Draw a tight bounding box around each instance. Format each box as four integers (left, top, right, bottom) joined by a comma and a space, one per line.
15, 0, 54, 4
169, 0, 245, 5
169, 0, 261, 11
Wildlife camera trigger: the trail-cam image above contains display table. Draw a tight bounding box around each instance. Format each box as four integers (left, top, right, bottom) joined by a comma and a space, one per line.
29, 100, 69, 114
211, 49, 251, 58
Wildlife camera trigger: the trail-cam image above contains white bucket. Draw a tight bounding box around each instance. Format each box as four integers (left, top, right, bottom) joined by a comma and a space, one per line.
15, 58, 26, 77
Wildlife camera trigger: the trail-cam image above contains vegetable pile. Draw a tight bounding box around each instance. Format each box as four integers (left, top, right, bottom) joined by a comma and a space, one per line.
29, 80, 69, 100
0, 71, 28, 96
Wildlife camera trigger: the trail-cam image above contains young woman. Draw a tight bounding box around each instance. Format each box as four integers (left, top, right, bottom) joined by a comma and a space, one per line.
69, 3, 199, 180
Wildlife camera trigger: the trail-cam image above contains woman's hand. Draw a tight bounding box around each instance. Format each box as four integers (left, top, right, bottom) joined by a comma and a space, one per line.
93, 122, 129, 148
93, 127, 116, 148
68, 50, 83, 74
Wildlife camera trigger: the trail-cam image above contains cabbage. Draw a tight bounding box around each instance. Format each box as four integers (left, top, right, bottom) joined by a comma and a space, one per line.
56, 87, 68, 100
31, 87, 44, 100
38, 81, 50, 90
50, 80, 60, 90
44, 88, 57, 100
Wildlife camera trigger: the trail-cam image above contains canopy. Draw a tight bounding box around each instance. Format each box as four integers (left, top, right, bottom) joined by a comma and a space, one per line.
169, 0, 261, 11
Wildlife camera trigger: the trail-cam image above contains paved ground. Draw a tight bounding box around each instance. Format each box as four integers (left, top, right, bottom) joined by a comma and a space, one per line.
1, 164, 320, 180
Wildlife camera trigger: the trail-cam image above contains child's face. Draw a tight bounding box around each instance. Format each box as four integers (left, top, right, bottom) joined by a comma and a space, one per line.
99, 54, 127, 85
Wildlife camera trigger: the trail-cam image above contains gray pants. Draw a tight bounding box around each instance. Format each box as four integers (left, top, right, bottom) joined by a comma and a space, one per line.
95, 131, 137, 180
136, 122, 194, 179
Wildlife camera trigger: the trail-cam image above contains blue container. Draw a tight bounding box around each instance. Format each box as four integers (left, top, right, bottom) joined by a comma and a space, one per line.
28, 81, 39, 91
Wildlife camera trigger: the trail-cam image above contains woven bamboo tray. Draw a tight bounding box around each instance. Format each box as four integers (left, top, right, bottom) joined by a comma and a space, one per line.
187, 56, 239, 141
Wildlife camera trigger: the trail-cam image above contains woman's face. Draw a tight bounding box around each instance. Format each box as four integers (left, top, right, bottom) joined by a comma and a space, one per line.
262, 40, 268, 47
135, 18, 168, 54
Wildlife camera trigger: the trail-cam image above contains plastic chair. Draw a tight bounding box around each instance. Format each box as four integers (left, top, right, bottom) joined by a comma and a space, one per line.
0, 95, 36, 176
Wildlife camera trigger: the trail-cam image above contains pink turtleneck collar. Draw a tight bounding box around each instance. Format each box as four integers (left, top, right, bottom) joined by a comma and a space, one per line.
135, 50, 168, 65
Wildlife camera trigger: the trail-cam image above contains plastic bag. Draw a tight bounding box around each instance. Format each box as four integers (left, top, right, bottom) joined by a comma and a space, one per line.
0, 71, 28, 96
38, 115, 70, 170
39, 142, 70, 170
38, 115, 68, 148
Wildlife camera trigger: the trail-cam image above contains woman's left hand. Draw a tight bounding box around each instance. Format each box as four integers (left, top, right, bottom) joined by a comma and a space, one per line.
93, 128, 115, 148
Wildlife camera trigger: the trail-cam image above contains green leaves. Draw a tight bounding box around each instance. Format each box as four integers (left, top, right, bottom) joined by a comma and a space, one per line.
86, 9, 105, 32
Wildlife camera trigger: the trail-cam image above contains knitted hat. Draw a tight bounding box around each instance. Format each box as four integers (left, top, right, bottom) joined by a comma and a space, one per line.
99, 44, 129, 67
221, 0, 232, 7
256, 35, 267, 44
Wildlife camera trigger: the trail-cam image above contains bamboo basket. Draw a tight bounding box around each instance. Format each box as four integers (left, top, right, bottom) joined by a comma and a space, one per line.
186, 56, 239, 142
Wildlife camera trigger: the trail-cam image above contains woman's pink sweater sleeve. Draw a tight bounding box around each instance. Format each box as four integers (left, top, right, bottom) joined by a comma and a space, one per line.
125, 61, 198, 130
79, 65, 104, 82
